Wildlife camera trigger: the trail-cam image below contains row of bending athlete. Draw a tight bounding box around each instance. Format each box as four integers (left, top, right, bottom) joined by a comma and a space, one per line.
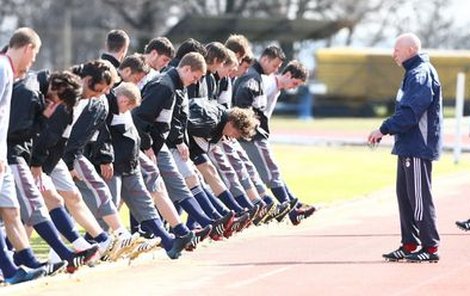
0, 27, 316, 285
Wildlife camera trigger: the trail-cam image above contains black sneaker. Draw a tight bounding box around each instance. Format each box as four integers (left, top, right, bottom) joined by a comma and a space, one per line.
224, 212, 250, 238
382, 246, 412, 261
167, 232, 195, 259
300, 204, 317, 219
41, 260, 68, 276
4, 266, 47, 285
248, 204, 260, 221
456, 219, 470, 231
262, 203, 286, 224
289, 206, 317, 226
210, 211, 235, 240
289, 198, 299, 210
253, 202, 276, 226
186, 225, 212, 251
241, 204, 260, 229
66, 244, 99, 273
405, 249, 440, 263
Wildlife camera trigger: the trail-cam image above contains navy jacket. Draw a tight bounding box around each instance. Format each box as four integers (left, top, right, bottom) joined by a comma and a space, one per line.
63, 96, 113, 170
106, 91, 141, 175
30, 105, 72, 174
232, 61, 269, 140
380, 54, 442, 160
132, 68, 184, 154
187, 98, 228, 144
7, 71, 49, 164
100, 53, 120, 69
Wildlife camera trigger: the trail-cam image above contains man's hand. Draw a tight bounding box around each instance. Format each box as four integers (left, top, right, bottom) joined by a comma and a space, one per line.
100, 163, 114, 180
31, 166, 45, 191
176, 143, 189, 161
0, 160, 5, 178
368, 129, 384, 147
144, 148, 157, 164
70, 169, 82, 181
42, 100, 60, 118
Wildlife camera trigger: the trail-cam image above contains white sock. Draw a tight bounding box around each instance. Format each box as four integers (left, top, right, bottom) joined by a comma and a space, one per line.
72, 237, 92, 251
97, 235, 112, 255
114, 227, 130, 237
48, 248, 62, 264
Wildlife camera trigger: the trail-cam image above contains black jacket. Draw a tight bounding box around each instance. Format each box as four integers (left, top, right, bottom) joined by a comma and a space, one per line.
100, 53, 120, 69
30, 105, 72, 174
63, 97, 113, 170
187, 98, 228, 144
105, 91, 141, 175
133, 68, 185, 154
232, 61, 269, 140
7, 71, 49, 164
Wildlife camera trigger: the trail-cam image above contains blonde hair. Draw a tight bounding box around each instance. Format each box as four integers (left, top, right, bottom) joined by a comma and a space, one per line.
178, 52, 207, 73
225, 49, 238, 67
9, 27, 41, 49
114, 82, 142, 106
225, 34, 250, 58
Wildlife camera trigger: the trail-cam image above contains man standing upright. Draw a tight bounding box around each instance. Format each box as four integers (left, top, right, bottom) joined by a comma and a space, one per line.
368, 33, 442, 263
101, 29, 130, 69
0, 27, 47, 284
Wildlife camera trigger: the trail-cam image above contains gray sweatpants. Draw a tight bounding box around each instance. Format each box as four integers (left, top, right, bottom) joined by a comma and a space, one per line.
221, 139, 266, 195
74, 155, 118, 219
139, 151, 160, 193
207, 143, 247, 197
106, 170, 160, 223
239, 138, 284, 189
155, 144, 193, 203
10, 157, 50, 226
396, 156, 440, 248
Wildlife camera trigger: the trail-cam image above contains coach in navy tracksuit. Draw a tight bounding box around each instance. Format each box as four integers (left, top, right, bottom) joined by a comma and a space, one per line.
368, 33, 442, 262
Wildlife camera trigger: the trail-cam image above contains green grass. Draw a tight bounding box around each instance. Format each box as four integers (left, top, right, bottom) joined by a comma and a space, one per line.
270, 116, 384, 132
273, 144, 470, 205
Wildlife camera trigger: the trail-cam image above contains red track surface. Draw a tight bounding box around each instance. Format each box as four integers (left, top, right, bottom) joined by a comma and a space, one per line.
3, 172, 470, 296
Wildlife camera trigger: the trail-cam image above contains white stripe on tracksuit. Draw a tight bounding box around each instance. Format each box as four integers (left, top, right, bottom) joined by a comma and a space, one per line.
413, 158, 423, 221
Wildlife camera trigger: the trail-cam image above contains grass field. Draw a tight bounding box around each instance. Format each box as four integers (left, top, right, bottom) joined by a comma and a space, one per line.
272, 144, 470, 206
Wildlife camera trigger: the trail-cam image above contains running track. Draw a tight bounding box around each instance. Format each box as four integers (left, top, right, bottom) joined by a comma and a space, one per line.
3, 172, 470, 296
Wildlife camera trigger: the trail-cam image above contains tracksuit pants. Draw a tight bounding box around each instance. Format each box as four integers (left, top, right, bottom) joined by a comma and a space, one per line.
396, 156, 439, 248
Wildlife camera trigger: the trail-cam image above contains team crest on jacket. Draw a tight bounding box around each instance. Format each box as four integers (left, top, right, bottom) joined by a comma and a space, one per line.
245, 79, 260, 92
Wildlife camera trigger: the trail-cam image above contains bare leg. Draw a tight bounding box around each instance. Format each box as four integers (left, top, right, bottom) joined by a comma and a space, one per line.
151, 178, 181, 227
0, 208, 31, 251
197, 162, 226, 196
58, 190, 103, 237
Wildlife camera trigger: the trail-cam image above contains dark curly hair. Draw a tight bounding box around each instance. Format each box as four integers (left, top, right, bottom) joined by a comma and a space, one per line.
227, 107, 258, 140
49, 71, 82, 110
70, 59, 116, 92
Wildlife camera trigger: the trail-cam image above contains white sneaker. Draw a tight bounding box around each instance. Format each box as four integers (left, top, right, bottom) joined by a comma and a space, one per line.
97, 235, 115, 261
107, 232, 141, 261
128, 237, 162, 261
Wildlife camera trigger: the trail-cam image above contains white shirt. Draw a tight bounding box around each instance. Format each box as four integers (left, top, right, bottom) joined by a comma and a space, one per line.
0, 55, 14, 162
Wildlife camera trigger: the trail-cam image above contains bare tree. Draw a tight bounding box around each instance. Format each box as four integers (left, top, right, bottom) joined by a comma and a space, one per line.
100, 0, 177, 51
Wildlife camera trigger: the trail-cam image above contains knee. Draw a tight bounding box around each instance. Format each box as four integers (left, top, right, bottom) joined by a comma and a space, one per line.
0, 208, 21, 224
65, 190, 83, 206
42, 191, 64, 209
198, 162, 217, 176
185, 174, 199, 188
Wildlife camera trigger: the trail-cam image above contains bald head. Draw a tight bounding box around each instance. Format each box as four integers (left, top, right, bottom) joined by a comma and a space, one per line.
393, 33, 421, 66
